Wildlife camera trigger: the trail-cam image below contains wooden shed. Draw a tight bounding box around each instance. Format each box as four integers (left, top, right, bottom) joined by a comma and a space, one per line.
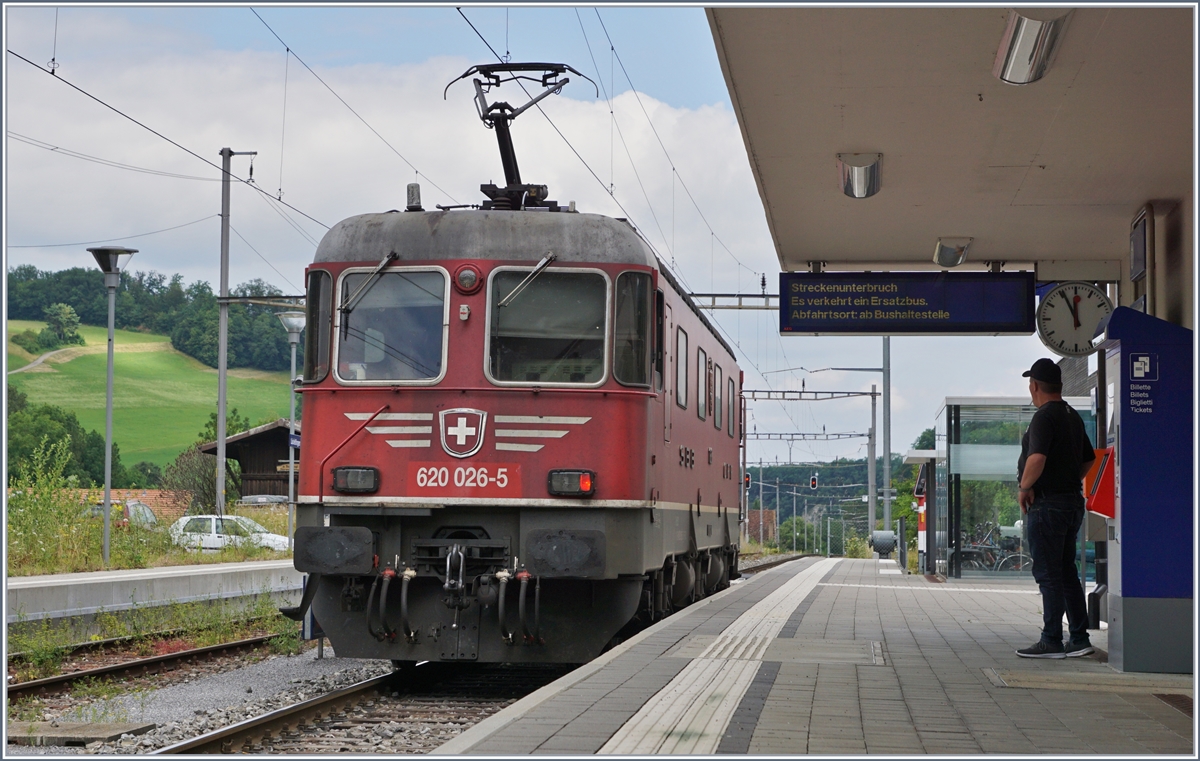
199, 419, 300, 498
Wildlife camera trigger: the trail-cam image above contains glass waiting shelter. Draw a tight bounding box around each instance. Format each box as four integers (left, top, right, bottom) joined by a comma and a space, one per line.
933, 397, 1095, 578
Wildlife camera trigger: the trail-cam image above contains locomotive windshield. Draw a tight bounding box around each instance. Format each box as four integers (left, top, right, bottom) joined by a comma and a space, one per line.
488, 269, 607, 385
336, 269, 447, 382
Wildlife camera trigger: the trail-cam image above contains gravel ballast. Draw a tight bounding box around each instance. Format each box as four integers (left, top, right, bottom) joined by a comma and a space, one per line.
7, 647, 392, 755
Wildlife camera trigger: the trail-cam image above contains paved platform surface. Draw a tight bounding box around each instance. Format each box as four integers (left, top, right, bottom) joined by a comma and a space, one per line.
435, 558, 1194, 755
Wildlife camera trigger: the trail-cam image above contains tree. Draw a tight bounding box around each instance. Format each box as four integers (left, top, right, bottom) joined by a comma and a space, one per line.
129, 461, 163, 488
198, 408, 251, 444
912, 427, 936, 450
6, 394, 130, 488
42, 303, 85, 346
163, 445, 240, 512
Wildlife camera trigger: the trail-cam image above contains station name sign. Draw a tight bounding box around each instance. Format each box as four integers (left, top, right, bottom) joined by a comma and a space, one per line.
779, 271, 1035, 335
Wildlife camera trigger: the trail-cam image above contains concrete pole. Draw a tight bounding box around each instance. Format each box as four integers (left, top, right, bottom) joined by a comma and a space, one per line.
826, 517, 831, 558
216, 147, 232, 517
775, 477, 780, 546
868, 383, 877, 534
215, 147, 256, 516
102, 279, 116, 566
758, 463, 763, 547
883, 336, 892, 527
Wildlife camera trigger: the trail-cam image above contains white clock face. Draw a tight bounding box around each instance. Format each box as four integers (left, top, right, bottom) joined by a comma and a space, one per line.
1036, 281, 1114, 357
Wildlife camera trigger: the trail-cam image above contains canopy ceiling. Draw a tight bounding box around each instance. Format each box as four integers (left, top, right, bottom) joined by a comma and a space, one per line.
707, 7, 1194, 277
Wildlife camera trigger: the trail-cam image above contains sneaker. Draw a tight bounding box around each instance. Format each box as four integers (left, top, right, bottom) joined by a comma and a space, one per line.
1016, 641, 1066, 659
1065, 642, 1095, 658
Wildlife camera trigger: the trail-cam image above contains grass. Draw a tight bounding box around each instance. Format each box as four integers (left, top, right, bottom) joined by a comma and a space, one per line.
8, 320, 291, 467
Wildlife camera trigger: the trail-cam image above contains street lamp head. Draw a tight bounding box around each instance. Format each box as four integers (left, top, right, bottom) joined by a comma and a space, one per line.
87, 246, 137, 275
276, 310, 306, 343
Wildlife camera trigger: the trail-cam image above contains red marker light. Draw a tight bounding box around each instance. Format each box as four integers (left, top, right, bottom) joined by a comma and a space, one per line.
579, 472, 592, 492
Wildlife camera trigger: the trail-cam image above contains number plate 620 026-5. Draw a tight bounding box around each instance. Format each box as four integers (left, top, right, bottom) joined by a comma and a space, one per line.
407, 463, 521, 497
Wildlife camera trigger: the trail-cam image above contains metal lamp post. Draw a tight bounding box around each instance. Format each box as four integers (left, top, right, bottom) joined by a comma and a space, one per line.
87, 246, 137, 566
276, 311, 305, 550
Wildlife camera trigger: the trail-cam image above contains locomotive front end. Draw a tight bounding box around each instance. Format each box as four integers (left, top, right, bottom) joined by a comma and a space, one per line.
291, 209, 683, 664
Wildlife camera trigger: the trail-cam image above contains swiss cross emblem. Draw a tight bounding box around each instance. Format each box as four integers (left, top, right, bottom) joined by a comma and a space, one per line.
439, 408, 487, 458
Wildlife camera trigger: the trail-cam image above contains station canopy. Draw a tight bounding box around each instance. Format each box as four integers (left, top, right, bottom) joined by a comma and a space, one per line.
707, 7, 1193, 279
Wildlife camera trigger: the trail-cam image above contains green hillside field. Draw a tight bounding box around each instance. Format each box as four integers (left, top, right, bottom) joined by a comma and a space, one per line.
7, 320, 291, 468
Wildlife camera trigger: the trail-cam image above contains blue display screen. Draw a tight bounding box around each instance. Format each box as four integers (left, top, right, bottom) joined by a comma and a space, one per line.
779, 272, 1035, 335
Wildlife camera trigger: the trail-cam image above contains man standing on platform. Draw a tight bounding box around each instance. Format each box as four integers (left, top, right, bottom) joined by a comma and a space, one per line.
1015, 358, 1096, 659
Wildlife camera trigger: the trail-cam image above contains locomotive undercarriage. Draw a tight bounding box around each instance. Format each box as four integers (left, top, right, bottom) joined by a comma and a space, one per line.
293, 504, 738, 664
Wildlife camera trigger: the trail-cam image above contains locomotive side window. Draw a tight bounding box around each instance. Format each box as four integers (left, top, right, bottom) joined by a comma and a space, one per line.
303, 270, 332, 382
727, 377, 736, 437
714, 364, 723, 430
653, 290, 665, 392
675, 328, 688, 408
488, 269, 607, 385
614, 272, 652, 387
697, 348, 708, 420
335, 269, 448, 383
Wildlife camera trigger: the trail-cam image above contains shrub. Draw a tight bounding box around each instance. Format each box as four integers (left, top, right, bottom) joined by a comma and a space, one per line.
7, 435, 175, 576
11, 329, 42, 354
844, 534, 871, 559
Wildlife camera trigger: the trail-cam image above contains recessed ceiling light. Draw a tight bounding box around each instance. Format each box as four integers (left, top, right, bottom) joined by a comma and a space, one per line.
933, 238, 973, 268
836, 153, 881, 198
993, 9, 1072, 85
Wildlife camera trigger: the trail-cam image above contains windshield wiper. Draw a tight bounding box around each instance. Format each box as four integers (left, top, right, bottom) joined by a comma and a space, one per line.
340, 251, 399, 316
499, 252, 557, 307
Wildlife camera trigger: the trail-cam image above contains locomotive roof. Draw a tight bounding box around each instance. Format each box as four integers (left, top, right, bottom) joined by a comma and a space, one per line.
314, 210, 657, 267
314, 208, 737, 361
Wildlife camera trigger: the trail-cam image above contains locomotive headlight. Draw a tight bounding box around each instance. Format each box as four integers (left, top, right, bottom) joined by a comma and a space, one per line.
547, 469, 596, 497
454, 264, 482, 294
332, 466, 379, 493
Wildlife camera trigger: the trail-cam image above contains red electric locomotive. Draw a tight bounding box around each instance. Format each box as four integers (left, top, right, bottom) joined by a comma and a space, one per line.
287, 64, 743, 665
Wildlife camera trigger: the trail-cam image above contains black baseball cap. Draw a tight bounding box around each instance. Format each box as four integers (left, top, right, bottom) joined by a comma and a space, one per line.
1022, 358, 1062, 385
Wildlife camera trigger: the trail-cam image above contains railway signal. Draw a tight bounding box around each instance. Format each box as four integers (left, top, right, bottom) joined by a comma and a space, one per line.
810, 474, 818, 490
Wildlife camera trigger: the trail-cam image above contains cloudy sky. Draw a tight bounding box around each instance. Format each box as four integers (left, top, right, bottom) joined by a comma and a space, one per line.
4, 5, 1055, 467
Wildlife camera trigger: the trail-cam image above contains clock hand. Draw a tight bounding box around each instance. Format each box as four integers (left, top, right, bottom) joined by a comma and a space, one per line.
1071, 295, 1082, 329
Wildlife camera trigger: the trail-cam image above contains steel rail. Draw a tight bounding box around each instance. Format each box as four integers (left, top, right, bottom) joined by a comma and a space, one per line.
152, 671, 399, 754
6, 634, 278, 702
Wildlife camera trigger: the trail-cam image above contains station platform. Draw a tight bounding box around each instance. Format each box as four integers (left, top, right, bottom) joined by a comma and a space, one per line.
435, 558, 1193, 755
6, 559, 301, 623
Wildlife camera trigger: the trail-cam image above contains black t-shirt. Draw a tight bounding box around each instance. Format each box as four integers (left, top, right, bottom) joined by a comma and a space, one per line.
1018, 400, 1096, 495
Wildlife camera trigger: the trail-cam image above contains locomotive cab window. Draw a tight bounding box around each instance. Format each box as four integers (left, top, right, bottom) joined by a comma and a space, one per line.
488, 268, 608, 385
614, 271, 652, 387
304, 270, 331, 382
653, 290, 665, 392
697, 348, 708, 420
335, 268, 448, 383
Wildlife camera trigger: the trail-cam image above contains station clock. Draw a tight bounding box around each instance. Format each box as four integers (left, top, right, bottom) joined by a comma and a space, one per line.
1035, 281, 1114, 357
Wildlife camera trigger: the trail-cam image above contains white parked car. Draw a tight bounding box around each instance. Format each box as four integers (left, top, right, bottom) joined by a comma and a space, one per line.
169, 515, 289, 552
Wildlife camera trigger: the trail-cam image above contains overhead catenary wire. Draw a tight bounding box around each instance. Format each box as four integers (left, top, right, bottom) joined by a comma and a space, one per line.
228, 224, 303, 293
250, 8, 459, 206
9, 214, 218, 248
7, 131, 220, 181
458, 10, 786, 420
594, 9, 757, 279
277, 47, 290, 200
574, 10, 673, 259
6, 48, 330, 231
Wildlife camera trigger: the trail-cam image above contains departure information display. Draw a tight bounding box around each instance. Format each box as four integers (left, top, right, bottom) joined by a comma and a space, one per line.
779, 271, 1035, 335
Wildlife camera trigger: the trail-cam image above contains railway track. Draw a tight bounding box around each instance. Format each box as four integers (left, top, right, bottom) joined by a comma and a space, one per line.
151, 662, 575, 754
6, 634, 280, 703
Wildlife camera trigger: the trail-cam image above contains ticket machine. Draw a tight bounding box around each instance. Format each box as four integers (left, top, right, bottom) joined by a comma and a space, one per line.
1098, 307, 1192, 673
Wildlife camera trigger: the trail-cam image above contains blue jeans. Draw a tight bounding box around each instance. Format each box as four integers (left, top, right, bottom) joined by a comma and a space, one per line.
1026, 494, 1090, 646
